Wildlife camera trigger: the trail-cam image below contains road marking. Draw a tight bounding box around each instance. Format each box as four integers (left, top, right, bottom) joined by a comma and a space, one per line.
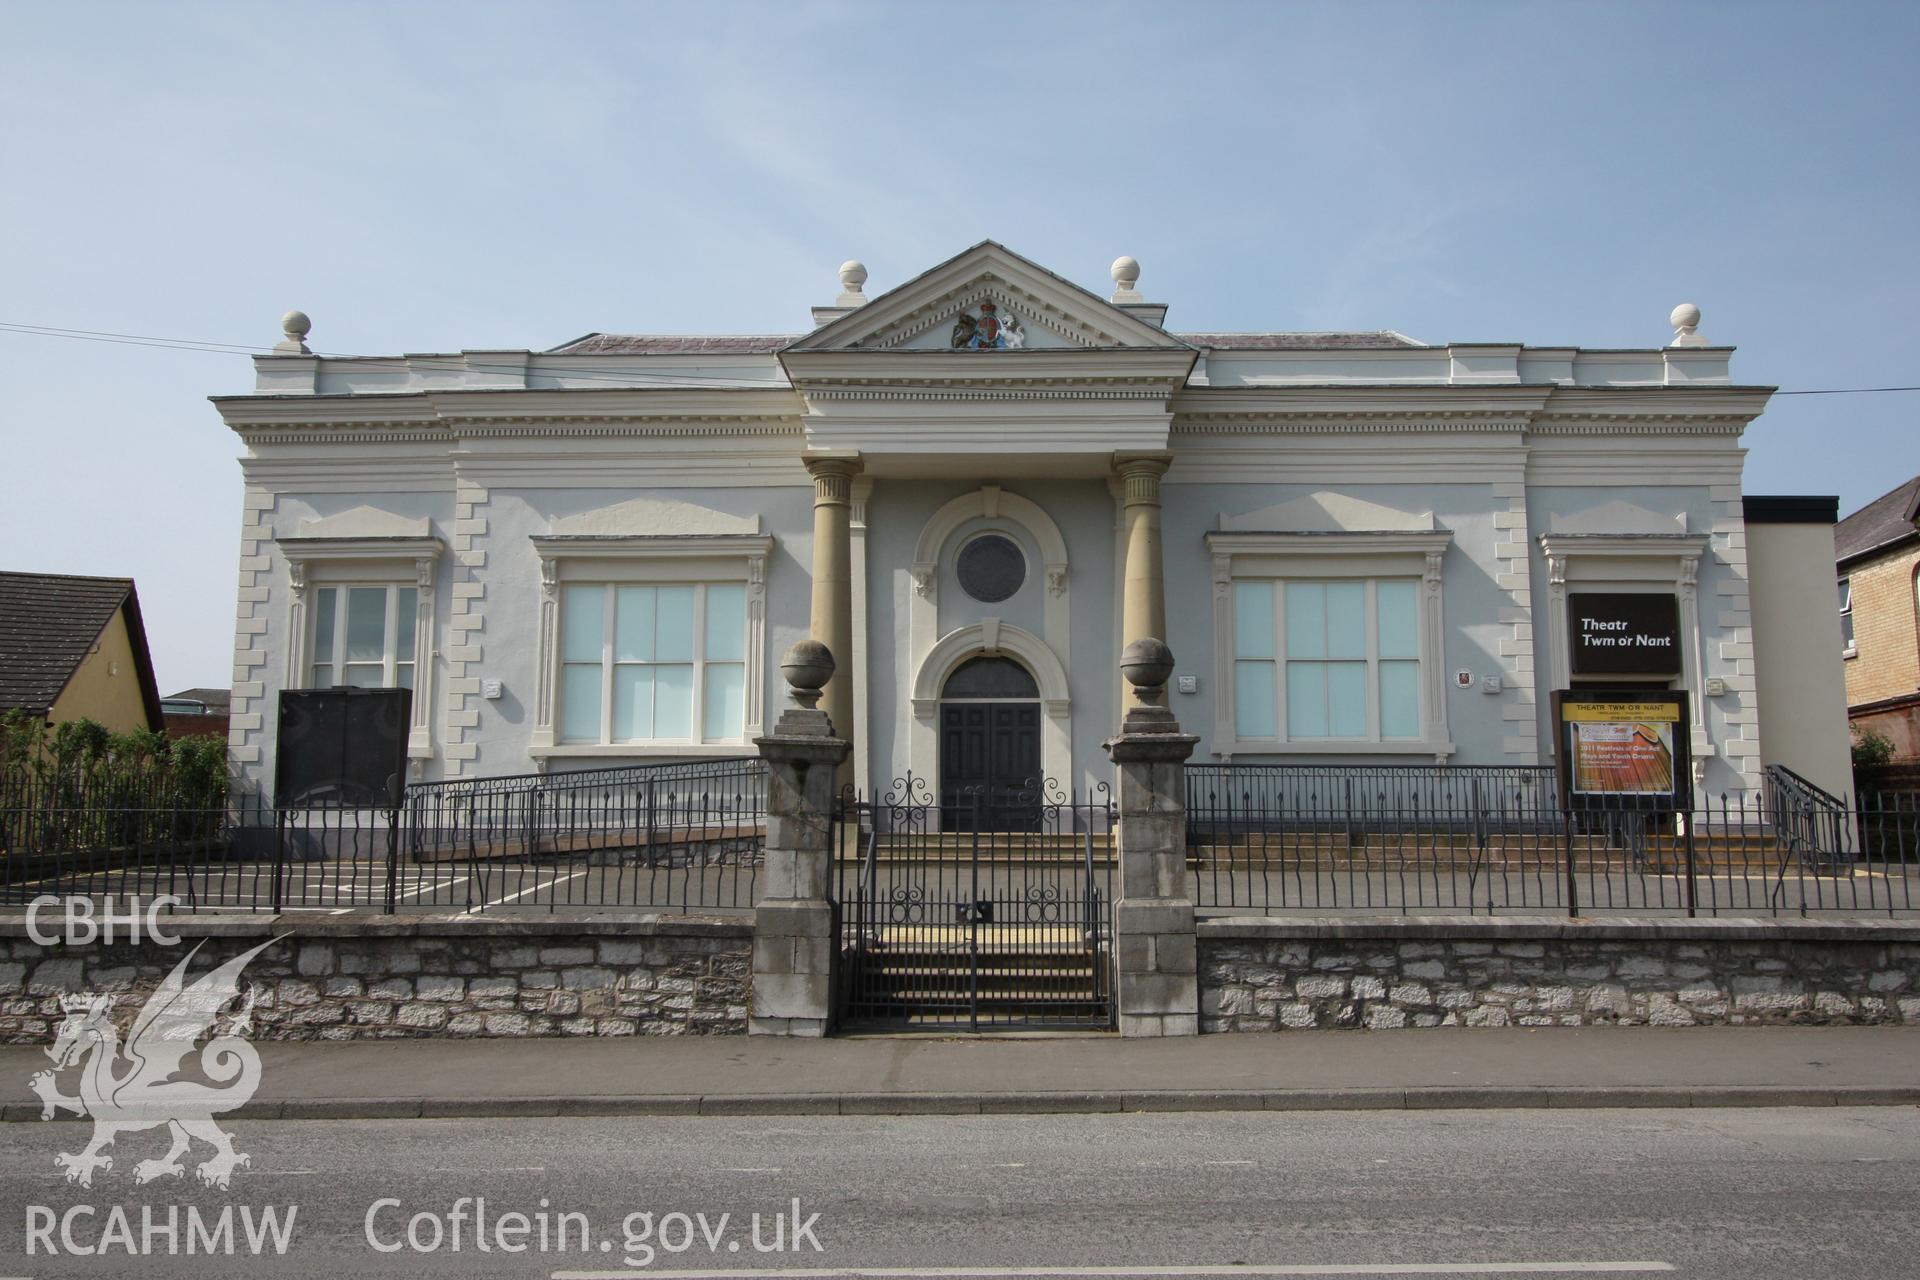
719, 1166, 784, 1173
554, 1263, 1676, 1278
474, 869, 589, 910
1205, 1159, 1255, 1166
395, 875, 468, 900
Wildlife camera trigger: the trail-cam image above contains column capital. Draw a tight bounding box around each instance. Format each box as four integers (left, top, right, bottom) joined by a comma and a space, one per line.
803, 454, 863, 507
1112, 452, 1172, 507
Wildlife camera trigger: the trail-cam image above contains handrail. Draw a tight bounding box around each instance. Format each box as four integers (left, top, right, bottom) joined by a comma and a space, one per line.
1765, 763, 1848, 812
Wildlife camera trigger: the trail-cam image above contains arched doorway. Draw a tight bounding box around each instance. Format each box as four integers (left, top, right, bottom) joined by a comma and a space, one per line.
939, 655, 1042, 831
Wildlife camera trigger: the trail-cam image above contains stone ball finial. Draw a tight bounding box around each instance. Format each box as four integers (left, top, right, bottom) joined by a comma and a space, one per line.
780, 639, 835, 709
1668, 302, 1704, 347
1110, 255, 1141, 289
1120, 637, 1175, 705
838, 260, 868, 293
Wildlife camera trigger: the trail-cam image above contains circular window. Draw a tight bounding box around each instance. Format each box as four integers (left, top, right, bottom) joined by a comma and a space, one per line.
956, 534, 1026, 603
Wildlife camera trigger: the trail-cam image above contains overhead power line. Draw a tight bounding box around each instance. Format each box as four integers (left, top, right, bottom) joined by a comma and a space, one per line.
0, 321, 792, 389
1, 319, 1916, 397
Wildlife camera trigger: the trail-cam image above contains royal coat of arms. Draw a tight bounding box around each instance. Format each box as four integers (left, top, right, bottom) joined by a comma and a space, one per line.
950, 301, 1026, 349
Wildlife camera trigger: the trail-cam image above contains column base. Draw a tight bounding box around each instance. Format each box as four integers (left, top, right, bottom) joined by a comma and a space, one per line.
1114, 896, 1200, 1037
1118, 1012, 1201, 1038
749, 1016, 830, 1038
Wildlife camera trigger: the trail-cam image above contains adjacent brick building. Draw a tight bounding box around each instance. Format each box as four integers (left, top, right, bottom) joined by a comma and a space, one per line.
1836, 476, 1920, 758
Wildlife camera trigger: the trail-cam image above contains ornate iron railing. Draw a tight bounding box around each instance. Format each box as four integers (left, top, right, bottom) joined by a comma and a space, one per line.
3, 758, 768, 914
1185, 761, 1920, 917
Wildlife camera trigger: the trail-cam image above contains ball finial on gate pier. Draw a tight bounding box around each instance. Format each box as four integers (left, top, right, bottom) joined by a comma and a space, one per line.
780, 639, 835, 711
1120, 637, 1175, 706
1118, 637, 1181, 735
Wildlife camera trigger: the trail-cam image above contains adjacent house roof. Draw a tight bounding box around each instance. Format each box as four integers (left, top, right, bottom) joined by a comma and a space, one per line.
164, 687, 231, 714
1836, 475, 1920, 567
0, 571, 164, 727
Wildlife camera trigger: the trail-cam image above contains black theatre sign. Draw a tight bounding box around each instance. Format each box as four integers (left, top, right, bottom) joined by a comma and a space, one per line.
1568, 592, 1681, 677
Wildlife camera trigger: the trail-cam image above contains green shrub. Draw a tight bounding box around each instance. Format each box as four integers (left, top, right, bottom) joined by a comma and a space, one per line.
1851, 726, 1896, 773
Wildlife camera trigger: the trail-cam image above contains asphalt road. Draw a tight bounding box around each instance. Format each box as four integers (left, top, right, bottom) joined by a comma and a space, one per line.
2, 1107, 1917, 1279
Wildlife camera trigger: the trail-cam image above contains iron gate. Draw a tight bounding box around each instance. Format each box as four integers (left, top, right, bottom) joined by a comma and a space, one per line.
832, 776, 1115, 1030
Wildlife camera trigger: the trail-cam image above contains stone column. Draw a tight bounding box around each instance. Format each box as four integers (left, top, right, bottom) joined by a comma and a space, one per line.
751, 641, 851, 1037
1115, 454, 1172, 651
1105, 638, 1201, 1037
805, 455, 861, 787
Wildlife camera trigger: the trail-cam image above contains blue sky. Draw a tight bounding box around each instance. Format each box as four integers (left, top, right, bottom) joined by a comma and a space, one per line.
2, 1, 1916, 691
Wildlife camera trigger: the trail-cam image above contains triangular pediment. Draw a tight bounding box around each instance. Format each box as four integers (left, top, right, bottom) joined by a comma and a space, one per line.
295, 506, 432, 539
784, 241, 1192, 354
548, 497, 759, 537
1548, 501, 1688, 536
1220, 492, 1438, 534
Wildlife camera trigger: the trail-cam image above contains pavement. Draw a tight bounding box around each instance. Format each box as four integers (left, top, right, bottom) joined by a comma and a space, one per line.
6, 1024, 1919, 1120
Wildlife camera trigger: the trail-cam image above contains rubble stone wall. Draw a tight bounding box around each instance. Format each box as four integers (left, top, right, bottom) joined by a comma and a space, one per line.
1198, 918, 1920, 1032
0, 914, 751, 1043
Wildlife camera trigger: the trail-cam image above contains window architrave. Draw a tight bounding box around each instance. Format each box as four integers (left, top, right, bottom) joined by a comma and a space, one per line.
529, 534, 772, 761
279, 535, 441, 763
1206, 531, 1455, 760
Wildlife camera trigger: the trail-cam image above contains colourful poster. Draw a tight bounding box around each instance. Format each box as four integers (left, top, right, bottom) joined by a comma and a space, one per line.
1563, 701, 1681, 797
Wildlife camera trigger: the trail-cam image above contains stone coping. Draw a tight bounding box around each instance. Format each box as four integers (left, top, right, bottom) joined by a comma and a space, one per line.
0, 910, 752, 941
1197, 913, 1920, 944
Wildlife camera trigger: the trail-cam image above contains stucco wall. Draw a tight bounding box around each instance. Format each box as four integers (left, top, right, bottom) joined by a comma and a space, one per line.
862, 478, 1118, 797
47, 605, 152, 735
472, 485, 815, 775
236, 491, 454, 797
1748, 520, 1854, 797
1524, 484, 1756, 797
235, 477, 1768, 798
1164, 481, 1519, 767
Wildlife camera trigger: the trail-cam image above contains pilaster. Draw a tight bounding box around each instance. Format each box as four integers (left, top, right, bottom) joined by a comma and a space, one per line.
1708, 484, 1762, 795
228, 489, 276, 791
1489, 481, 1540, 762
804, 455, 861, 788
441, 479, 491, 777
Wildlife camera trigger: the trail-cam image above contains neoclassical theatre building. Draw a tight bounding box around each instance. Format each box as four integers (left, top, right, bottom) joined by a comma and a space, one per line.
214, 241, 1851, 810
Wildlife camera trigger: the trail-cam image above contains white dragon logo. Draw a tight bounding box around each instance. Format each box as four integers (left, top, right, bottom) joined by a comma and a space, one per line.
28, 937, 280, 1190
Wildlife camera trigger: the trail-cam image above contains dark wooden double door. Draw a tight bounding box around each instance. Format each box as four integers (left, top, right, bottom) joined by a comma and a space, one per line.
939, 701, 1042, 831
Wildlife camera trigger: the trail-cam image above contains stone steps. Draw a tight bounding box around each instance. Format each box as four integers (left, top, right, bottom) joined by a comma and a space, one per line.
842, 939, 1107, 1019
